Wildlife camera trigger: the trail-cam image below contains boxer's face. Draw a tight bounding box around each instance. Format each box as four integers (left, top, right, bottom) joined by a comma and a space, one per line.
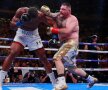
60, 5, 70, 18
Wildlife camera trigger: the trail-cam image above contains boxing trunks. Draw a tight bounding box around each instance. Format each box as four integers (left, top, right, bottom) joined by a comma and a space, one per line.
53, 39, 78, 68
14, 28, 43, 51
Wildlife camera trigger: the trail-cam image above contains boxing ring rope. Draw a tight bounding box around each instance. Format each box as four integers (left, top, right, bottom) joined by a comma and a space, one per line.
0, 66, 108, 71
0, 45, 108, 53
0, 56, 108, 71
0, 56, 108, 62
0, 37, 108, 53
0, 37, 108, 46
0, 37, 108, 71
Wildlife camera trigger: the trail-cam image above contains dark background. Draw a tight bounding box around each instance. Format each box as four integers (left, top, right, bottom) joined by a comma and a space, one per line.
0, 0, 108, 41
0, 0, 108, 83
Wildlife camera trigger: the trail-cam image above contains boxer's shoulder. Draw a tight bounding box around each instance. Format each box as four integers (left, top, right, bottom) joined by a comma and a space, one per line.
17, 7, 29, 11
15, 7, 29, 17
17, 7, 29, 13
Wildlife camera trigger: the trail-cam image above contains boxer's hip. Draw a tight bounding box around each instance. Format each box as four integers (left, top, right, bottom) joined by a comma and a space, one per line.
53, 39, 78, 67
16, 28, 39, 36
53, 39, 78, 60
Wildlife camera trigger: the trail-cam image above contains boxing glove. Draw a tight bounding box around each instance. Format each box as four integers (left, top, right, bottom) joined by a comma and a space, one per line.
40, 5, 51, 15
48, 39, 60, 48
46, 27, 59, 35
46, 27, 52, 35
16, 21, 24, 27
20, 13, 31, 22
48, 39, 57, 48
16, 13, 30, 27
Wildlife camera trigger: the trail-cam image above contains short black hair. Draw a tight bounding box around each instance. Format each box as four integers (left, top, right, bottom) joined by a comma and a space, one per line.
61, 2, 71, 8
28, 7, 38, 18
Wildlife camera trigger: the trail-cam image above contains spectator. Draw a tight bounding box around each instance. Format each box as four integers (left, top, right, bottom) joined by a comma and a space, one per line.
8, 62, 23, 83
22, 70, 40, 83
39, 71, 50, 83
84, 35, 100, 68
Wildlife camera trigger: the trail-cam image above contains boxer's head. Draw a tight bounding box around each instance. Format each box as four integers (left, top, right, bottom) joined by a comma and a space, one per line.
28, 7, 38, 18
60, 2, 71, 18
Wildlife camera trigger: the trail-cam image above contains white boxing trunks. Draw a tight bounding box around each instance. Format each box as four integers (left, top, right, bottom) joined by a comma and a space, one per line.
14, 28, 43, 51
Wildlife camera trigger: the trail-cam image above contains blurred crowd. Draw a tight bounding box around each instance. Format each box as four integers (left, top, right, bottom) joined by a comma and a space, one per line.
0, 18, 108, 83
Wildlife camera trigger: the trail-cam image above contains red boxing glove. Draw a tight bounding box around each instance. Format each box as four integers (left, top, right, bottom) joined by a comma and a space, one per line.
50, 27, 59, 34
47, 27, 59, 35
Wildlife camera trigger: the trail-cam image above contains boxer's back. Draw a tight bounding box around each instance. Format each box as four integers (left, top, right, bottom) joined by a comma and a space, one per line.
11, 7, 45, 31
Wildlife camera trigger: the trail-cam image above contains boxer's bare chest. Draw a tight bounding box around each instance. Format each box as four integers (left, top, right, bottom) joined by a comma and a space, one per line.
56, 16, 67, 28
21, 18, 40, 31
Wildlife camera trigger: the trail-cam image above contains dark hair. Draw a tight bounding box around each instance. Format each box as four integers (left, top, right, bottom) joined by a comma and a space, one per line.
86, 35, 98, 43
61, 2, 71, 8
28, 7, 38, 18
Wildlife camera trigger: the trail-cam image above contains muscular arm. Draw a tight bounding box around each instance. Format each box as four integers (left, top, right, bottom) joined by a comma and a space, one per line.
49, 12, 60, 19
45, 16, 57, 27
39, 11, 57, 27
10, 7, 28, 30
10, 9, 22, 30
58, 16, 79, 34
10, 16, 20, 30
40, 5, 59, 19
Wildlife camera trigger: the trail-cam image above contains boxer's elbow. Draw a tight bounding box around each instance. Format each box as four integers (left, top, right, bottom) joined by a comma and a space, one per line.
10, 21, 18, 30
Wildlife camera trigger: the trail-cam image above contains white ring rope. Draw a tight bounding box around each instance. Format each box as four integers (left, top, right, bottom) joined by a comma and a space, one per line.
0, 56, 108, 62
0, 66, 108, 71
0, 45, 108, 53
0, 38, 108, 72
0, 37, 108, 46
